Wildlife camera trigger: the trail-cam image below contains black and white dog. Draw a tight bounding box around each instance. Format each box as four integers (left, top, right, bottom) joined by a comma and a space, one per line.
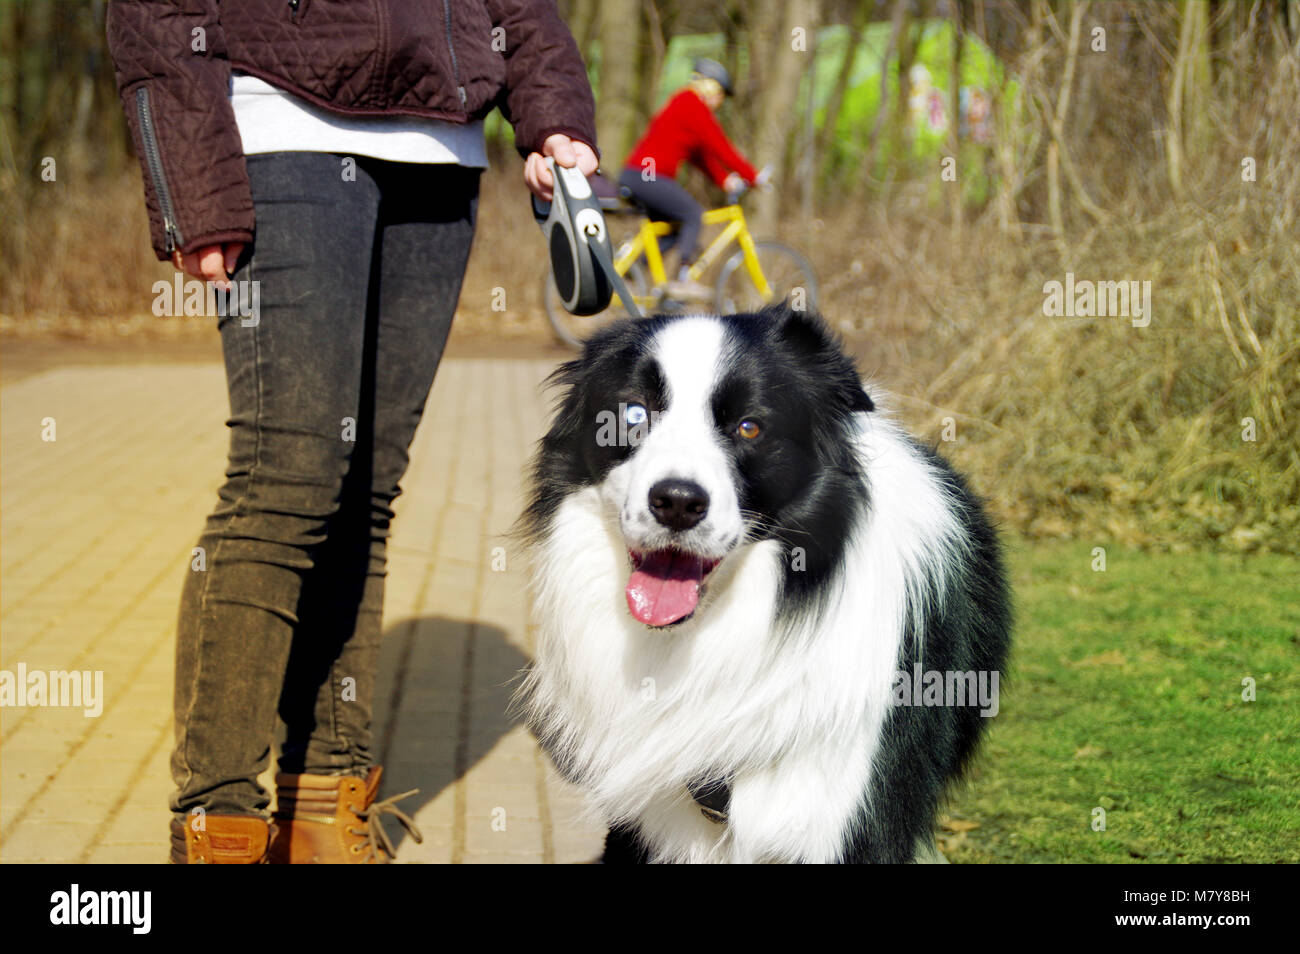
518, 305, 1011, 863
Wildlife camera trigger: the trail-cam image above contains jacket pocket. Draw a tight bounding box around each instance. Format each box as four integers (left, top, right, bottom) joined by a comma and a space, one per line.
134, 86, 184, 255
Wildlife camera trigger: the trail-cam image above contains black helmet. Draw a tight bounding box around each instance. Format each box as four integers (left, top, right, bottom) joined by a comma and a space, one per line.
692, 58, 734, 96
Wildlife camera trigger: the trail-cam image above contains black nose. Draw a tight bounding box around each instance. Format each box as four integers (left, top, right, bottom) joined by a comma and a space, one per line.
648, 479, 709, 531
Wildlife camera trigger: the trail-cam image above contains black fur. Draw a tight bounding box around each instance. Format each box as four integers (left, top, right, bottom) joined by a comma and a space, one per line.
843, 452, 1012, 862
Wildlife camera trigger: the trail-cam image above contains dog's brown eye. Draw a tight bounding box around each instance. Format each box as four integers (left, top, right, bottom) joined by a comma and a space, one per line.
737, 420, 761, 439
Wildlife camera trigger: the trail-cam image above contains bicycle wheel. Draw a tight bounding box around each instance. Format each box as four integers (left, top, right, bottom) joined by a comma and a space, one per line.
543, 260, 650, 350
713, 240, 819, 315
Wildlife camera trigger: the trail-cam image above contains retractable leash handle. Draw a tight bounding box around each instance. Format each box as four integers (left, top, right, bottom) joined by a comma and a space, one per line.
532, 157, 643, 319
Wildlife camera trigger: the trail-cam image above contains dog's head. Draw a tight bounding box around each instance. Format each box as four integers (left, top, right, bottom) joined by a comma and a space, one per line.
526, 305, 873, 628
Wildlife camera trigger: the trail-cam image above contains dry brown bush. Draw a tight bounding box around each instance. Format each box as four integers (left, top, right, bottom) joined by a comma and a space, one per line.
818, 4, 1300, 554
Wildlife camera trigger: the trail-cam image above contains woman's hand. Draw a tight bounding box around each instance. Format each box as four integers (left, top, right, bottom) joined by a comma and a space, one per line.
173, 242, 245, 290
524, 133, 598, 201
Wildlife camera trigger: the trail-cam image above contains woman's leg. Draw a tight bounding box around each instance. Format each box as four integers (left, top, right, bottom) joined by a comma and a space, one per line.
277, 160, 480, 777
170, 151, 383, 817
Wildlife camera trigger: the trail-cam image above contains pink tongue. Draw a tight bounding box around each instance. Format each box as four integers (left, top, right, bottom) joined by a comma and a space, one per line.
626, 550, 705, 627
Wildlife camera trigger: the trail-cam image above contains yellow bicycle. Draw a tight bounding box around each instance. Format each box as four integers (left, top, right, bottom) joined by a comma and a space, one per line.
543, 188, 819, 349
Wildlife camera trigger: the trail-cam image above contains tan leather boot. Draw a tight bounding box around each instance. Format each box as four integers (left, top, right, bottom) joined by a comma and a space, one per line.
169, 813, 270, 863
266, 765, 422, 863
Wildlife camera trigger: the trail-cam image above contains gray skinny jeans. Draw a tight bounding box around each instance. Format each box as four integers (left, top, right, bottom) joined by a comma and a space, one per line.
170, 152, 478, 817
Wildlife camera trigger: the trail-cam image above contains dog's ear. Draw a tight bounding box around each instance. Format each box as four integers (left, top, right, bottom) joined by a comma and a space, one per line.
770, 301, 835, 355
768, 302, 874, 413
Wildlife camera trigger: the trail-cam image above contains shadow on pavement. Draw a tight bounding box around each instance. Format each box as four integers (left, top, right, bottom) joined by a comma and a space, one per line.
370, 615, 532, 854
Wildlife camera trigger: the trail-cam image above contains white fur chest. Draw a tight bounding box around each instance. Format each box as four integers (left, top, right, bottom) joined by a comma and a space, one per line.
525, 489, 893, 863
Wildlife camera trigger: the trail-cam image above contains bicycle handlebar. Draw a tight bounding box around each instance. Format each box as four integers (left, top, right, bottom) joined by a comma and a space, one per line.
725, 164, 773, 206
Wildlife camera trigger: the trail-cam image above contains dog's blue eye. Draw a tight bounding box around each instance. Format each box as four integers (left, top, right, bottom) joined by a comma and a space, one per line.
625, 403, 648, 427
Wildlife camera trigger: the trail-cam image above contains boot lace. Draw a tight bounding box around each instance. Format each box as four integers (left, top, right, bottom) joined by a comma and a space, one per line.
353, 788, 423, 863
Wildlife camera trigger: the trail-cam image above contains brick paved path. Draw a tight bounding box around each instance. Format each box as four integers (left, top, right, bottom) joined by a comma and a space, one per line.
0, 356, 605, 863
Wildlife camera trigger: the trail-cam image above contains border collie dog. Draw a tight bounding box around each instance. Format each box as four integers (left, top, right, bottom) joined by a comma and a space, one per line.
518, 305, 1011, 864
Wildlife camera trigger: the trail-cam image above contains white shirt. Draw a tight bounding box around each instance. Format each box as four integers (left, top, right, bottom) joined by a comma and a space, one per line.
229, 73, 489, 168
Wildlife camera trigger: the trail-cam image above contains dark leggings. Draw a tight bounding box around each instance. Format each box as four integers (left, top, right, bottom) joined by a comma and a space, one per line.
618, 167, 703, 266
171, 152, 478, 816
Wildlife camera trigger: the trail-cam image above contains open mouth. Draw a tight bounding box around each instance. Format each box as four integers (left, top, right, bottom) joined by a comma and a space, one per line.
626, 548, 721, 628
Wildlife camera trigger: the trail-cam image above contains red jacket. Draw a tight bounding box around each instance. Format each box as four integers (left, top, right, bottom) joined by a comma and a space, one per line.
624, 89, 757, 189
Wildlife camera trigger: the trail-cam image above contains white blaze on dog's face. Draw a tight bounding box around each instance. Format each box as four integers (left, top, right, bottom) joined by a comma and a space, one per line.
598, 318, 743, 627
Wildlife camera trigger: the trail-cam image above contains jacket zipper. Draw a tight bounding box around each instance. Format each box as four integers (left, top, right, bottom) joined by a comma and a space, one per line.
135, 87, 183, 254
442, 0, 468, 108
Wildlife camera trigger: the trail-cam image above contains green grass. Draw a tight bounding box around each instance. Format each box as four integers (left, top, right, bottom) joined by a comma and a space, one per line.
940, 540, 1300, 863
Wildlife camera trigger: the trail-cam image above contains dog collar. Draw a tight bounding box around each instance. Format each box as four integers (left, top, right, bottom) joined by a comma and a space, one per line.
687, 776, 732, 824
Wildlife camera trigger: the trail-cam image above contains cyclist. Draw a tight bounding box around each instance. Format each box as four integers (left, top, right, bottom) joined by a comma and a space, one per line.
620, 59, 767, 301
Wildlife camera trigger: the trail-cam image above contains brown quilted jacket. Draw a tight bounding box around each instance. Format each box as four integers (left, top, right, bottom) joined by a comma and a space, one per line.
106, 0, 598, 261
